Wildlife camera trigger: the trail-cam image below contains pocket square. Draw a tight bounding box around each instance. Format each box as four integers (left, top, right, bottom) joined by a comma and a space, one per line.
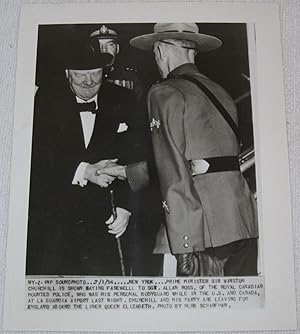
117, 122, 128, 133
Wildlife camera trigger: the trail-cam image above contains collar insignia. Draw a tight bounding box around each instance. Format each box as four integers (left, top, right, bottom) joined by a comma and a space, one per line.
150, 118, 161, 131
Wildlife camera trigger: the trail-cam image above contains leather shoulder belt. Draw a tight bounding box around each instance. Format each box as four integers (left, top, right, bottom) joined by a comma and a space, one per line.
178, 74, 240, 143
177, 74, 241, 176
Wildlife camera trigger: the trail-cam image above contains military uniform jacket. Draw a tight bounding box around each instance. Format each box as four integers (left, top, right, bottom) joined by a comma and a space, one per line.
147, 63, 258, 255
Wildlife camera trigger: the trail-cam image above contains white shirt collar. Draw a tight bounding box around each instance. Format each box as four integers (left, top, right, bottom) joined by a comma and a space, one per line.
75, 94, 98, 110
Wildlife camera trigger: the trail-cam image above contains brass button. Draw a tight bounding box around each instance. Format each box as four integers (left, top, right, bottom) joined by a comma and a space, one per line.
183, 235, 189, 241
183, 243, 189, 248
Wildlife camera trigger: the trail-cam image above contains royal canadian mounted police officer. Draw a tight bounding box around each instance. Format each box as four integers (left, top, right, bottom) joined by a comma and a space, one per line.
130, 23, 258, 276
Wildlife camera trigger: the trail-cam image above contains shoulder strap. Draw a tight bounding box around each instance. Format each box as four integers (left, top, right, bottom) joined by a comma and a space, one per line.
178, 74, 240, 142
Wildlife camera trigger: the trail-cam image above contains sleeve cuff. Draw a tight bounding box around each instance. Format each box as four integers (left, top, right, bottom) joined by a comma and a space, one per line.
72, 162, 89, 187
125, 161, 149, 192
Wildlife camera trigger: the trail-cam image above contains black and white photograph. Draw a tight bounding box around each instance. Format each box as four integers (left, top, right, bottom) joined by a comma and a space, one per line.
2, 2, 297, 332
27, 22, 258, 278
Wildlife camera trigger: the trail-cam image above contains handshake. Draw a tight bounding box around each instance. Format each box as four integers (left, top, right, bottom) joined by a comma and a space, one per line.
84, 159, 127, 188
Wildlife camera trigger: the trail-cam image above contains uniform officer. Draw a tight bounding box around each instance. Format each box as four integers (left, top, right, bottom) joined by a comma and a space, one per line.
90, 25, 119, 66
130, 23, 258, 276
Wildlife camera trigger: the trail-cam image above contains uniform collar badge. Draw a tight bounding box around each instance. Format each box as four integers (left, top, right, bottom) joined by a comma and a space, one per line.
150, 118, 160, 131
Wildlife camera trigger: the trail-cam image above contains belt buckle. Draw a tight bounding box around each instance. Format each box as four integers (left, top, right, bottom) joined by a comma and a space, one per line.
190, 159, 210, 176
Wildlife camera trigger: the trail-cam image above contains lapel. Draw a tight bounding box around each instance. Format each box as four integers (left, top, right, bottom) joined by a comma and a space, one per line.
52, 81, 123, 158
86, 82, 120, 154
52, 84, 86, 152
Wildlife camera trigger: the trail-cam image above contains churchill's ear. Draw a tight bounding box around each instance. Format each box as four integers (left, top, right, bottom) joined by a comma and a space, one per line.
65, 69, 69, 78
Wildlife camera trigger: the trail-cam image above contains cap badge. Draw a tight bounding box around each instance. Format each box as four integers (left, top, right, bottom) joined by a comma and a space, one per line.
100, 25, 109, 35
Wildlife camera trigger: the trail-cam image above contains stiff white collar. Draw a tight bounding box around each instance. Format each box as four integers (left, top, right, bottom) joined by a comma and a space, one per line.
75, 94, 98, 110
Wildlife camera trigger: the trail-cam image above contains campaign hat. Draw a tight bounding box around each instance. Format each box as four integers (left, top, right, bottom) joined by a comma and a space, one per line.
130, 23, 222, 52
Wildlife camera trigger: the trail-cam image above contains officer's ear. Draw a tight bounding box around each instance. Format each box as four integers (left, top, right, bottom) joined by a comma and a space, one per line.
187, 48, 198, 62
156, 44, 164, 61
193, 49, 198, 57
116, 43, 120, 55
65, 69, 69, 78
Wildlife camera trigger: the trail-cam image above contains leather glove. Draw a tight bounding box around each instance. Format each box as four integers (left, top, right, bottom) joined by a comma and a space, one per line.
176, 252, 201, 276
176, 252, 228, 276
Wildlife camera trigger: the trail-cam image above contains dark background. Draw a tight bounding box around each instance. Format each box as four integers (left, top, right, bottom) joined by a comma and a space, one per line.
36, 23, 254, 149
36, 23, 249, 94
35, 23, 256, 275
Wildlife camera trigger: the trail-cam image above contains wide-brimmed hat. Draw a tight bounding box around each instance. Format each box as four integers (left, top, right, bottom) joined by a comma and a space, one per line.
63, 38, 113, 70
130, 23, 222, 52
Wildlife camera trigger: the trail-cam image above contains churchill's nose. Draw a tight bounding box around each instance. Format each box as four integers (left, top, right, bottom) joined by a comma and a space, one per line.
84, 73, 93, 86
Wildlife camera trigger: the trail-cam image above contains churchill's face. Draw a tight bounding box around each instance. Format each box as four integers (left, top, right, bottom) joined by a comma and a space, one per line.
66, 68, 103, 100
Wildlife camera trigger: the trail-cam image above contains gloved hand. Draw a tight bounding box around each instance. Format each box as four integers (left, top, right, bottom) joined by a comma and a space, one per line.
176, 252, 227, 276
176, 252, 201, 276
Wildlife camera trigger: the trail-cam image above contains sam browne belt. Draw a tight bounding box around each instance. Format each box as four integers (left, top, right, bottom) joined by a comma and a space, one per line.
190, 156, 240, 176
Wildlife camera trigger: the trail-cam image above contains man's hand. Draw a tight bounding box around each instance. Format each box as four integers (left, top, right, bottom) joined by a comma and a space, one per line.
97, 164, 127, 180
176, 253, 201, 276
176, 252, 227, 276
84, 159, 118, 187
105, 207, 131, 238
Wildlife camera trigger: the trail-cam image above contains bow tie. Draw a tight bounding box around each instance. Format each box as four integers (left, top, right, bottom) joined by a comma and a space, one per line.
77, 101, 98, 114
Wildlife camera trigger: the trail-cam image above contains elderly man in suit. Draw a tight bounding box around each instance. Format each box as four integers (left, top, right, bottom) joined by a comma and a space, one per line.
130, 23, 258, 276
26, 37, 140, 276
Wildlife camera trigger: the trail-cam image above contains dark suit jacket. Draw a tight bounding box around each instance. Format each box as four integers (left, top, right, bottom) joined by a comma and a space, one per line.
27, 80, 142, 275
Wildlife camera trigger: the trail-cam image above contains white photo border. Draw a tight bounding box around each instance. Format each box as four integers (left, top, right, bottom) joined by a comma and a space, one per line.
3, 2, 296, 331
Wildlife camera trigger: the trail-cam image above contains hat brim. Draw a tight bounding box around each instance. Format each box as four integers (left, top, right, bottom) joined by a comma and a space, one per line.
130, 32, 222, 52
91, 34, 118, 40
